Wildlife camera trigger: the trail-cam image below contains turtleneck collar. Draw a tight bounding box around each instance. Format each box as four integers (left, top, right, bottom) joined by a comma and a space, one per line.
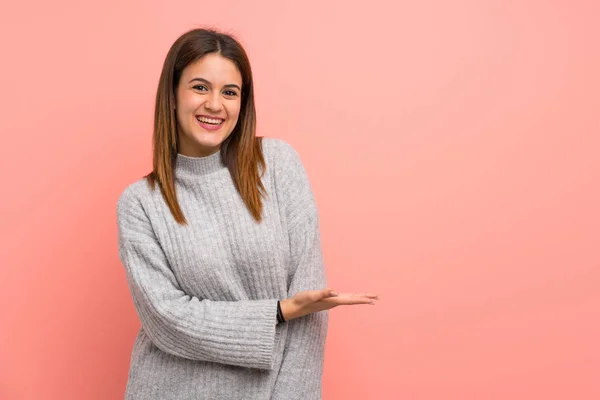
175, 150, 227, 177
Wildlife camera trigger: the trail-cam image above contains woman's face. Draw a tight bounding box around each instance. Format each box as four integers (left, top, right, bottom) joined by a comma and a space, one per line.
175, 53, 243, 157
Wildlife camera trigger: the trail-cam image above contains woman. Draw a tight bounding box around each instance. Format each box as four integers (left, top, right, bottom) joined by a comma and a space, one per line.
116, 28, 378, 400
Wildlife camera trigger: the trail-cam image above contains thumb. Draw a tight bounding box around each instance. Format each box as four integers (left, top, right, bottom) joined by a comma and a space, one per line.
321, 288, 338, 299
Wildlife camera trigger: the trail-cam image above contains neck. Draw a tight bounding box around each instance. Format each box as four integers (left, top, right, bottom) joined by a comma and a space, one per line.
175, 150, 227, 176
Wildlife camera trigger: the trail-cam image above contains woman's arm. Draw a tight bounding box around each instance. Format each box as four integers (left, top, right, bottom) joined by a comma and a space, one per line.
117, 187, 280, 370
269, 140, 329, 399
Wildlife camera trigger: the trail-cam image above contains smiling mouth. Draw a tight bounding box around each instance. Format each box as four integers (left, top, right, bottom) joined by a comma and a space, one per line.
196, 116, 224, 125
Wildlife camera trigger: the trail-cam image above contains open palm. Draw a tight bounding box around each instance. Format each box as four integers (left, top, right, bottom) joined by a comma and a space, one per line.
281, 289, 379, 320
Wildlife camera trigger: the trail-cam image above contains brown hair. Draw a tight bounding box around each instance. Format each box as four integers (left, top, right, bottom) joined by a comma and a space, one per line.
146, 28, 267, 225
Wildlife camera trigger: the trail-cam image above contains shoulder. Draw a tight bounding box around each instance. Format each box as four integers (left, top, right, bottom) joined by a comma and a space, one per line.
260, 137, 305, 174
116, 177, 156, 218
260, 137, 314, 205
260, 136, 297, 157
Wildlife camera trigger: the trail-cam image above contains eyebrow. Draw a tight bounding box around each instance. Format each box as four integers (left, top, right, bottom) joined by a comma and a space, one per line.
188, 77, 241, 91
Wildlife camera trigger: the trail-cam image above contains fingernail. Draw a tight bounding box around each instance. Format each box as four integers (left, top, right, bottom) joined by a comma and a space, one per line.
369, 302, 375, 305
330, 291, 338, 296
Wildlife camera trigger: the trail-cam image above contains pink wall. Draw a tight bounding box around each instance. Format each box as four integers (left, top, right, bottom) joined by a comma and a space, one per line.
1, 1, 599, 399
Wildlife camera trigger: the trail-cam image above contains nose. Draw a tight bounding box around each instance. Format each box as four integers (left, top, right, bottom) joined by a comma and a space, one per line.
205, 92, 223, 113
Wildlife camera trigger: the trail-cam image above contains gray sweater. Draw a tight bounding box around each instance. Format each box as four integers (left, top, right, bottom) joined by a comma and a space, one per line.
116, 138, 328, 400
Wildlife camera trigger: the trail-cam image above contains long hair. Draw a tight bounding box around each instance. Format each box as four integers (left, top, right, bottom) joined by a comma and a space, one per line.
146, 28, 267, 225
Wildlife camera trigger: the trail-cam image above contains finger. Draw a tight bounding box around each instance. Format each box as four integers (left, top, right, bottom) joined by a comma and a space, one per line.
357, 293, 379, 299
319, 288, 338, 300
326, 297, 375, 305
337, 293, 379, 300
346, 292, 378, 299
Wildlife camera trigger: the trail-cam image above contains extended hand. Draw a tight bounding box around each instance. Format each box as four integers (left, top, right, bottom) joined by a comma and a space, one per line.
280, 288, 379, 321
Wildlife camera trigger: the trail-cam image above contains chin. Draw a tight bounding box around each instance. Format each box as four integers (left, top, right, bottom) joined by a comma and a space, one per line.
190, 132, 230, 153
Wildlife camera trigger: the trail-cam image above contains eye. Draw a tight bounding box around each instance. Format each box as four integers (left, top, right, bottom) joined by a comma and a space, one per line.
193, 85, 208, 91
223, 90, 238, 97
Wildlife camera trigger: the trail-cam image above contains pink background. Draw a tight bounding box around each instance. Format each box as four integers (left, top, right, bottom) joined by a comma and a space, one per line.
1, 1, 599, 399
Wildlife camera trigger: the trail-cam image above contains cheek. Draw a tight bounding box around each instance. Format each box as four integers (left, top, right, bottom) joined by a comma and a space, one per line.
178, 92, 201, 111
227, 103, 242, 122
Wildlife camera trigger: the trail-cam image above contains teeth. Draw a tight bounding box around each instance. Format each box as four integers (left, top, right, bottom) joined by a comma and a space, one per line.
197, 116, 223, 125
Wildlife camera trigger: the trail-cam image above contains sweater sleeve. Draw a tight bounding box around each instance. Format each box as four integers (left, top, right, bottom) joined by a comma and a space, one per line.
270, 141, 329, 400
116, 185, 279, 370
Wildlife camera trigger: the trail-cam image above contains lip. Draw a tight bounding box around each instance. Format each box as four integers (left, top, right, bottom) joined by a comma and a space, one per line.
196, 114, 225, 122
195, 115, 225, 132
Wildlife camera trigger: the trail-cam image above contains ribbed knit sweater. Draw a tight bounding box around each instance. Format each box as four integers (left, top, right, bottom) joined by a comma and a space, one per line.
116, 138, 328, 400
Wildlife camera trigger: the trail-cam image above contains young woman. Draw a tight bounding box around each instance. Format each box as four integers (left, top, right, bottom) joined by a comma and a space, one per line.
117, 28, 378, 400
